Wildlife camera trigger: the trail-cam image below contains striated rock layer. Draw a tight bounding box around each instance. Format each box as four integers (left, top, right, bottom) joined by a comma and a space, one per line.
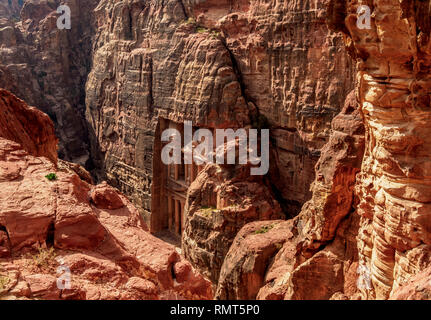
328, 0, 431, 299
193, 0, 355, 213
0, 89, 212, 300
85, 0, 354, 225
219, 0, 431, 300
0, 0, 96, 165
214, 90, 366, 300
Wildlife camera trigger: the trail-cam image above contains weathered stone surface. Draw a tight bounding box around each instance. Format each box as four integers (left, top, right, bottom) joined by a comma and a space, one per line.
298, 91, 364, 248
215, 90, 365, 300
283, 211, 361, 300
215, 220, 294, 300
0, 88, 57, 163
0, 90, 212, 300
211, 0, 356, 213
5, 0, 431, 301
90, 181, 125, 210
0, 0, 96, 165
0, 139, 213, 299
85, 0, 354, 225
328, 0, 431, 300
58, 159, 94, 185
86, 0, 251, 222
182, 162, 284, 283
390, 266, 431, 300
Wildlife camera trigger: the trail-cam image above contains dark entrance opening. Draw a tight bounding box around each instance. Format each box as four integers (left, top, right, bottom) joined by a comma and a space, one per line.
46, 222, 55, 247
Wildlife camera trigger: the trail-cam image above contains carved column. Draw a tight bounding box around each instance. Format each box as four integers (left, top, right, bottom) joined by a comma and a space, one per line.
175, 199, 180, 235
168, 196, 173, 232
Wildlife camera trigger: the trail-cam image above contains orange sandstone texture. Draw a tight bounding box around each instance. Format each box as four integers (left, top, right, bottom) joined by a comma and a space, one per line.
0, 88, 58, 163
327, 0, 431, 299
84, 0, 354, 223
207, 0, 431, 299
214, 91, 366, 300
0, 90, 212, 300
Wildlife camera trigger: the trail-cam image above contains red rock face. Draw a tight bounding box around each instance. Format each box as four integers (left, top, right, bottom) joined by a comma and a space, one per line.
215, 220, 296, 300
0, 90, 212, 300
0, 89, 58, 163
215, 90, 366, 300
3, 0, 430, 301
390, 266, 431, 300
85, 0, 354, 224
0, 0, 96, 165
210, 0, 356, 212
182, 162, 284, 283
212, 0, 431, 298
328, 0, 431, 299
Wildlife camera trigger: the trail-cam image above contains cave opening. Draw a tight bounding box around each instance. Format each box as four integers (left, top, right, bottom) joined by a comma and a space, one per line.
46, 222, 55, 248
0, 224, 11, 257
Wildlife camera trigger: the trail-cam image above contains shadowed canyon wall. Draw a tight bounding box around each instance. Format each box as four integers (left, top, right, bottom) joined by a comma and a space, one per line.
2, 0, 431, 300
85, 0, 354, 228
0, 0, 97, 165
213, 0, 431, 300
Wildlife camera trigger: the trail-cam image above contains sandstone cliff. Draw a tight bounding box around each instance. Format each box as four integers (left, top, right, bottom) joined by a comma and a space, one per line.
215, 89, 365, 300
0, 0, 96, 165
213, 0, 431, 300
2, 0, 430, 301
325, 0, 431, 300
85, 0, 354, 223
0, 89, 212, 300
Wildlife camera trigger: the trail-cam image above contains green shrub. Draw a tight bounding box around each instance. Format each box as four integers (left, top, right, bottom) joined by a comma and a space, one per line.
30, 247, 57, 270
45, 173, 57, 181
0, 275, 9, 291
183, 17, 196, 25
199, 206, 218, 217
254, 224, 274, 235
196, 27, 209, 33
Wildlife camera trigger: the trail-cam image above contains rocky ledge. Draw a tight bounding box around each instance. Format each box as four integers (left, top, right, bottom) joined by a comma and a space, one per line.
0, 89, 212, 300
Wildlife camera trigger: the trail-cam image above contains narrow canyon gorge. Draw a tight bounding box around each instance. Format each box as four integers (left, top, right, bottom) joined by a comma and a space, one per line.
0, 0, 430, 301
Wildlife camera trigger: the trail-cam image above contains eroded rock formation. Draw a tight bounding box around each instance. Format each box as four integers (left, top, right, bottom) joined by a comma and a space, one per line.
215, 0, 431, 299
0, 0, 96, 165
214, 89, 366, 300
85, 0, 354, 227
0, 88, 58, 163
327, 0, 431, 299
182, 162, 284, 283
2, 0, 430, 301
0, 89, 212, 300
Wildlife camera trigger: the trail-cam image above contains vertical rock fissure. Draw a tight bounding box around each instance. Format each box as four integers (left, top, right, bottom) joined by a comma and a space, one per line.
177, 0, 188, 20
219, 37, 289, 218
